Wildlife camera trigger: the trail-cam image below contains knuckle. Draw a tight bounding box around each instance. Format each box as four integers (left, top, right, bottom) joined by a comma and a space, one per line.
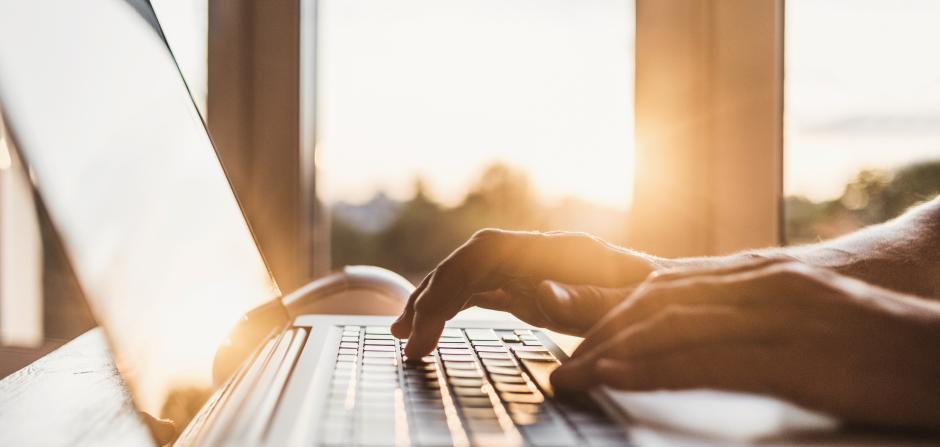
412, 294, 441, 316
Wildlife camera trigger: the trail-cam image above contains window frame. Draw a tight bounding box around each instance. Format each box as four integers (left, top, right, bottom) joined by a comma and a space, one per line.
629, 0, 783, 256
206, 0, 784, 286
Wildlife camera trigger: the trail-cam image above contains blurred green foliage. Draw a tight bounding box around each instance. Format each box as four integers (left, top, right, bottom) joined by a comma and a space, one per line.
330, 163, 630, 282
785, 159, 940, 244
331, 159, 940, 280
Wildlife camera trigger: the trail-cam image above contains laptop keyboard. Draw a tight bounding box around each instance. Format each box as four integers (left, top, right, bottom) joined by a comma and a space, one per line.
318, 326, 630, 446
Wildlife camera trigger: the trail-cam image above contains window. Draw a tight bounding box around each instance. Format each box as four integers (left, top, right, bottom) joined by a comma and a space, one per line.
785, 0, 940, 244
317, 0, 636, 282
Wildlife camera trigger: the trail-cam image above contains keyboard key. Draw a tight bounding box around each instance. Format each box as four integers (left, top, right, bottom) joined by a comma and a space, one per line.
402, 362, 436, 371
519, 334, 539, 342
363, 369, 398, 378
470, 340, 503, 346
409, 399, 445, 411
451, 386, 488, 397
477, 352, 512, 360
510, 345, 550, 353
339, 342, 359, 349
454, 396, 493, 407
440, 354, 475, 362
514, 329, 533, 335
362, 350, 396, 358
363, 345, 396, 352
466, 419, 504, 433
445, 368, 483, 378
481, 358, 516, 368
462, 407, 499, 420
366, 326, 391, 334
409, 389, 442, 399
364, 333, 395, 339
511, 412, 548, 426
448, 377, 484, 387
489, 374, 526, 384
341, 336, 359, 342
444, 362, 479, 371
362, 357, 396, 366
437, 341, 469, 348
486, 366, 522, 376
506, 402, 544, 415
441, 328, 463, 338
493, 382, 533, 394
364, 339, 396, 346
501, 392, 544, 404
337, 348, 358, 355
515, 351, 556, 361
404, 371, 438, 380
465, 329, 498, 340
473, 345, 508, 353
438, 347, 473, 355
336, 355, 357, 363
498, 332, 521, 343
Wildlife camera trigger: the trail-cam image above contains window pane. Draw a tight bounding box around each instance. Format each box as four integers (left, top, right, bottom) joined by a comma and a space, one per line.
785, 0, 940, 244
318, 0, 636, 281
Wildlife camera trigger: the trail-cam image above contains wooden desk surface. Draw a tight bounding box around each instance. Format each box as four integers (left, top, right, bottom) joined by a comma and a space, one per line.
0, 328, 153, 447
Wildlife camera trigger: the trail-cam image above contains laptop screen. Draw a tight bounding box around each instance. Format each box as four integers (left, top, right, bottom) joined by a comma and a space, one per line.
0, 0, 280, 418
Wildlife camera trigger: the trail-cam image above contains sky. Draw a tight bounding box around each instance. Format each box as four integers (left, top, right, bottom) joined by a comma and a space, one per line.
785, 0, 940, 201
155, 0, 940, 207
316, 0, 636, 209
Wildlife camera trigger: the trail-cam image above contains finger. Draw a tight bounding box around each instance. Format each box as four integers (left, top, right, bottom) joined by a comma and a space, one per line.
403, 311, 446, 359
555, 305, 778, 388
556, 306, 764, 387
526, 281, 632, 334
573, 262, 786, 357
406, 230, 658, 356
590, 345, 776, 394
391, 273, 431, 339
465, 289, 516, 313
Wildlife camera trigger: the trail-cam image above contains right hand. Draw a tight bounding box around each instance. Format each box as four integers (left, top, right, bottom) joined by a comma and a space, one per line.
390, 229, 663, 358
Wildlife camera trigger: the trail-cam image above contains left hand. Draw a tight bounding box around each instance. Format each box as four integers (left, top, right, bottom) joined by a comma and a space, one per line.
551, 260, 940, 431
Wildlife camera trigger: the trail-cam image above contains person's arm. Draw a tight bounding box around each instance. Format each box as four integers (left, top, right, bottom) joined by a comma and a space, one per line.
675, 196, 940, 300
393, 196, 940, 358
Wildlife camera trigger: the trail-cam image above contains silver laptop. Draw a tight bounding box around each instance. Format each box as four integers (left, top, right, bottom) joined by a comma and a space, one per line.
0, 1, 632, 445
3, 1, 936, 446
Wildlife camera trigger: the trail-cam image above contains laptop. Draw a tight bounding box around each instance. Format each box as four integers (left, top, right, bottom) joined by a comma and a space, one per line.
0, 1, 634, 446
1, 1, 935, 446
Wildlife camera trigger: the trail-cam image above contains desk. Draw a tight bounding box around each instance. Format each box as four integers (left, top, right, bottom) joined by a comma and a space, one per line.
0, 328, 153, 447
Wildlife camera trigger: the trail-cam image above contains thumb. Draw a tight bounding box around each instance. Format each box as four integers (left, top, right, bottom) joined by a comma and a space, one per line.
506, 280, 631, 335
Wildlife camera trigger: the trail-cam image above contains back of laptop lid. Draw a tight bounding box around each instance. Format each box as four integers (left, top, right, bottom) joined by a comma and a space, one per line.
0, 0, 280, 422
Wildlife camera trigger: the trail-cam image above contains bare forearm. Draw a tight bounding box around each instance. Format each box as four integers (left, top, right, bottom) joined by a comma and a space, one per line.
666, 196, 940, 299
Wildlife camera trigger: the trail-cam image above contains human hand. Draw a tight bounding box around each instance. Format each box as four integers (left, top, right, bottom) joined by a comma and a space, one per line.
552, 260, 940, 430
390, 229, 663, 358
